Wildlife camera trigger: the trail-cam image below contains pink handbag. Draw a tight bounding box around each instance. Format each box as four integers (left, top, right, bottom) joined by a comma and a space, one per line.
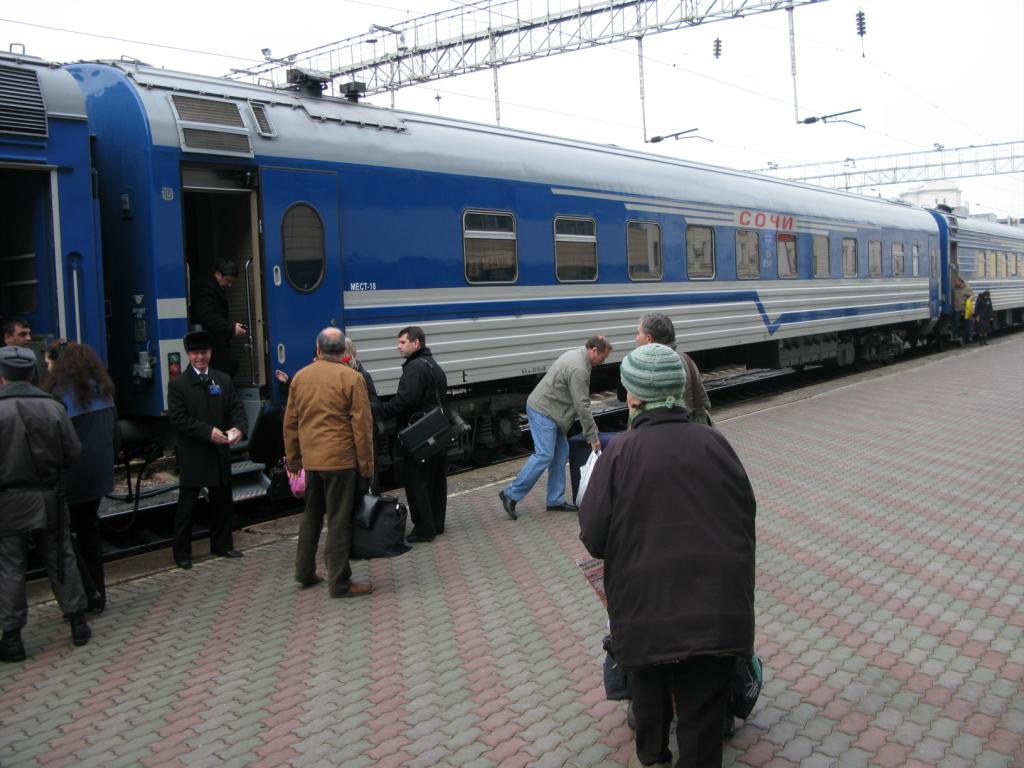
289, 469, 306, 497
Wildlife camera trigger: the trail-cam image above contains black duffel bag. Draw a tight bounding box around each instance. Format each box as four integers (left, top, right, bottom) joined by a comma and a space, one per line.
351, 493, 412, 560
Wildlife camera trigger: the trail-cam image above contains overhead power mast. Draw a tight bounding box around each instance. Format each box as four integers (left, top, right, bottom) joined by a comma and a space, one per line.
230, 0, 832, 121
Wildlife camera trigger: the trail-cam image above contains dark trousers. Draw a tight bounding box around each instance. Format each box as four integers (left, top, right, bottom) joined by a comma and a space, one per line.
296, 469, 357, 595
630, 656, 734, 768
404, 451, 447, 538
173, 485, 234, 561
0, 528, 87, 632
68, 499, 105, 602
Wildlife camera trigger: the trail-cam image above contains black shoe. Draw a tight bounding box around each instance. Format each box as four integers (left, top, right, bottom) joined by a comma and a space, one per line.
175, 558, 193, 570
546, 502, 579, 512
216, 549, 244, 558
407, 533, 436, 543
499, 491, 518, 520
0, 630, 26, 663
69, 613, 91, 647
87, 593, 106, 614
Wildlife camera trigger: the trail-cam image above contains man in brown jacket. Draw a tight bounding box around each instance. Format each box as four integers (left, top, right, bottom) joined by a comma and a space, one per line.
284, 327, 374, 598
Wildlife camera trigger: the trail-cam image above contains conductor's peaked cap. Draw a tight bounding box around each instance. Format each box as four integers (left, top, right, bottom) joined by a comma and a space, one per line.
183, 330, 214, 351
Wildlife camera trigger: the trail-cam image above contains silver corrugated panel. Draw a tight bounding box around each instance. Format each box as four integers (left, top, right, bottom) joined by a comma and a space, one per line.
0, 65, 47, 138
172, 95, 244, 127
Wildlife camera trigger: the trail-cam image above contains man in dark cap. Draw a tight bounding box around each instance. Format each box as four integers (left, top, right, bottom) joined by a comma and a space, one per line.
579, 343, 755, 768
0, 346, 92, 662
189, 258, 247, 377
167, 330, 248, 569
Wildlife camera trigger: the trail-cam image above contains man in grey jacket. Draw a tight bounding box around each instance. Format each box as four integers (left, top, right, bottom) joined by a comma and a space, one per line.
499, 336, 611, 520
0, 346, 91, 662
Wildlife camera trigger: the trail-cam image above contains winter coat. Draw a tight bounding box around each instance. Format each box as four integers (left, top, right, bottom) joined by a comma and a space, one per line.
283, 357, 374, 477
974, 293, 994, 334
190, 274, 238, 376
56, 389, 116, 504
167, 366, 248, 488
526, 347, 599, 444
0, 382, 82, 535
373, 347, 448, 432
578, 407, 756, 671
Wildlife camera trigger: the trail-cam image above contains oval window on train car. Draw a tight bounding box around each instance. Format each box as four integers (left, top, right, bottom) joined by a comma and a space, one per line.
281, 203, 325, 292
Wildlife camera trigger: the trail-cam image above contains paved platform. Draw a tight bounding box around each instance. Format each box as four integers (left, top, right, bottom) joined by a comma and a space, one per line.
2, 337, 1022, 768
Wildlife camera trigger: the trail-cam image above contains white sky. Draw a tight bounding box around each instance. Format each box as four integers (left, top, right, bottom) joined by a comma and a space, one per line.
3, 0, 1022, 217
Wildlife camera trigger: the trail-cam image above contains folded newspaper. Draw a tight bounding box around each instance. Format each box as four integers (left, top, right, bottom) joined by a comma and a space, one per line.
576, 557, 607, 608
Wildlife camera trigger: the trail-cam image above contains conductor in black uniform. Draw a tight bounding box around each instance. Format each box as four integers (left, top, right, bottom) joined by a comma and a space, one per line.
168, 330, 248, 569
190, 258, 247, 377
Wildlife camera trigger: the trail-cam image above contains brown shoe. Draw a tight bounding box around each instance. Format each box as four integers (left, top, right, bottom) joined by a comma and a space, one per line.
297, 574, 324, 588
331, 581, 373, 598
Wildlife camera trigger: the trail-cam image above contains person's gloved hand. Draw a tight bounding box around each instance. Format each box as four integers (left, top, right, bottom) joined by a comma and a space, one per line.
356, 475, 371, 498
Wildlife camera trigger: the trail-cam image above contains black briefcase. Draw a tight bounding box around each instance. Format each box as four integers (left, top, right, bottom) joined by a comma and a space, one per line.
397, 406, 452, 463
351, 494, 411, 560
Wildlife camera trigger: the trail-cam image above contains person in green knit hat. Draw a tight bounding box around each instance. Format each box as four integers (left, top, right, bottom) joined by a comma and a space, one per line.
579, 343, 756, 768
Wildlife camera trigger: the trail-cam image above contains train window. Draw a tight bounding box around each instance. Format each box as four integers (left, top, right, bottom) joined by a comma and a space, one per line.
554, 217, 597, 282
931, 248, 938, 279
626, 221, 662, 281
778, 233, 797, 278
842, 238, 857, 277
997, 252, 1006, 277
812, 235, 829, 278
912, 244, 920, 276
988, 251, 997, 276
736, 230, 760, 279
686, 226, 715, 279
464, 211, 517, 283
868, 241, 882, 277
281, 203, 325, 292
892, 243, 905, 277
977, 251, 986, 277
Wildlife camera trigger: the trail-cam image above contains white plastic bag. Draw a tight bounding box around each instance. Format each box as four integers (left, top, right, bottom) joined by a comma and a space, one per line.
577, 450, 601, 505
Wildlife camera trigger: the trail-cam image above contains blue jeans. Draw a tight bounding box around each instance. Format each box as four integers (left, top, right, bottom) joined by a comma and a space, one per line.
505, 407, 570, 506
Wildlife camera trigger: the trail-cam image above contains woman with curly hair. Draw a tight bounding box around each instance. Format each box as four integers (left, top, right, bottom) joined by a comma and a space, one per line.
43, 341, 116, 613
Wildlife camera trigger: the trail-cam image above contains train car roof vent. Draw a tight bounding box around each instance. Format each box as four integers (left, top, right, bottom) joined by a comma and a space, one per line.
0, 64, 48, 138
170, 94, 252, 157
249, 102, 275, 137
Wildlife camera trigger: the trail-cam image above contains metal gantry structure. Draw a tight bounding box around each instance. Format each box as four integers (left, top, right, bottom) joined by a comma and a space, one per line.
229, 0, 829, 111
752, 141, 1024, 190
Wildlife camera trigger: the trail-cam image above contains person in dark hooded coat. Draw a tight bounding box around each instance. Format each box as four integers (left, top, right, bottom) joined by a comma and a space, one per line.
973, 290, 994, 345
579, 343, 756, 768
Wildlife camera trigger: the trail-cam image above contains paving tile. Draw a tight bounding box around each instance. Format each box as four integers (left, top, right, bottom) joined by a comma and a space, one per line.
2, 340, 1022, 768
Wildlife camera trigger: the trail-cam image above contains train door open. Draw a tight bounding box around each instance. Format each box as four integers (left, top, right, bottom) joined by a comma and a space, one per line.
180, 165, 266, 389
259, 167, 342, 401
0, 166, 58, 344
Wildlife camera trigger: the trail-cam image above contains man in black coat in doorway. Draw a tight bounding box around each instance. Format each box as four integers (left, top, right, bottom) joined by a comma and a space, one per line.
190, 258, 246, 377
168, 330, 248, 569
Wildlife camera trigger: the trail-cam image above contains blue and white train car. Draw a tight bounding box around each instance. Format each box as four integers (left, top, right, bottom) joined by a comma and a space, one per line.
0, 52, 105, 359
64, 60, 1017, 454
929, 210, 1024, 330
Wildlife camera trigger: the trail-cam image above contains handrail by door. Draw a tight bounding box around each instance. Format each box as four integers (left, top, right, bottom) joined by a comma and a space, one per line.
243, 258, 257, 385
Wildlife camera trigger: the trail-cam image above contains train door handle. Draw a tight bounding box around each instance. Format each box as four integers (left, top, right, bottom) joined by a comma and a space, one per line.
277, 344, 286, 364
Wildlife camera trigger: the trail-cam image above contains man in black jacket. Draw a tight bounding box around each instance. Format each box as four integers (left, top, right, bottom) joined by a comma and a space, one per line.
0, 346, 91, 661
579, 343, 756, 768
168, 330, 248, 569
372, 326, 448, 543
190, 258, 246, 377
